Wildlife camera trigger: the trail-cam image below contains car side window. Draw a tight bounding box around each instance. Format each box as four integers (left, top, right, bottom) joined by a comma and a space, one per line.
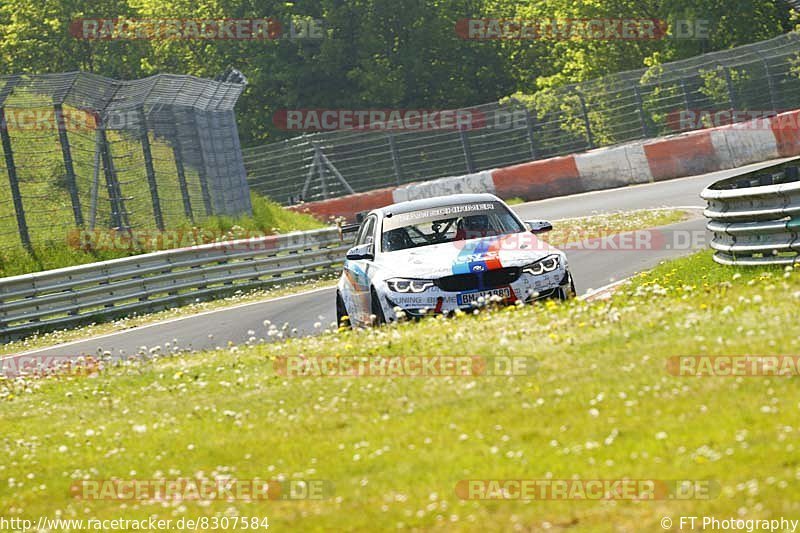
356, 216, 376, 246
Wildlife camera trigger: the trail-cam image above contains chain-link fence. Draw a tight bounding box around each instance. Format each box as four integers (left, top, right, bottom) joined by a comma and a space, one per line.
0, 71, 250, 254
244, 31, 800, 205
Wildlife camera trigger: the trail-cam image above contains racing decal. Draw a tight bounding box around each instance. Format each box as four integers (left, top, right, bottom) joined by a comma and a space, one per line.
451, 237, 503, 275
343, 261, 370, 291
343, 261, 373, 325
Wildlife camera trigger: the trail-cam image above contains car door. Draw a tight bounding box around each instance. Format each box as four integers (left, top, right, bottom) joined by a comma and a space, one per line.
344, 215, 377, 324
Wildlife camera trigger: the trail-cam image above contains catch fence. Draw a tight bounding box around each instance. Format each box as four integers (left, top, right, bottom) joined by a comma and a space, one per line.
0, 71, 250, 255
244, 31, 800, 204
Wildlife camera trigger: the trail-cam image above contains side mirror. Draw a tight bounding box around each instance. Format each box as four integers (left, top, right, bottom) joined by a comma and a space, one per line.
525, 220, 553, 233
346, 243, 374, 261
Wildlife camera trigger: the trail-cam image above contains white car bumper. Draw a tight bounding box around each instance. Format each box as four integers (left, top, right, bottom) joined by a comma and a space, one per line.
377, 265, 571, 320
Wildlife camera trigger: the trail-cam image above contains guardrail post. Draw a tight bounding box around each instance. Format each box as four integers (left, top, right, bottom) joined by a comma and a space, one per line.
523, 108, 539, 159
54, 103, 84, 227
633, 85, 651, 138
387, 133, 403, 185
137, 107, 164, 231
575, 90, 594, 149
459, 129, 476, 173
0, 107, 32, 252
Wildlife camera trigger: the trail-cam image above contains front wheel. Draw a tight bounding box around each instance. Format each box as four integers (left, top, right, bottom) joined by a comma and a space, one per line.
336, 292, 351, 329
370, 287, 387, 326
556, 273, 577, 301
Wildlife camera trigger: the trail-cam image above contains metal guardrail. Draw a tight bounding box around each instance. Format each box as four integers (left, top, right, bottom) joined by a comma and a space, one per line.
0, 227, 352, 340
701, 158, 800, 265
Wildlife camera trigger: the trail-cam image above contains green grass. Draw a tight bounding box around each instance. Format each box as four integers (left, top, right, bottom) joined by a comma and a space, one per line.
2, 249, 798, 531
0, 191, 323, 278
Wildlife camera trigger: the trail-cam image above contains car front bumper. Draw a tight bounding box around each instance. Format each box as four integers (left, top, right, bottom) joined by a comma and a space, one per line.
379, 267, 570, 320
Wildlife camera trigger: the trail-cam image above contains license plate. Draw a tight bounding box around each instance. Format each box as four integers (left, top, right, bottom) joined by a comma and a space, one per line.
457, 287, 512, 306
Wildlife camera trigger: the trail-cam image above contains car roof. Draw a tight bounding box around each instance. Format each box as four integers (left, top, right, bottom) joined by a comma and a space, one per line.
373, 193, 501, 217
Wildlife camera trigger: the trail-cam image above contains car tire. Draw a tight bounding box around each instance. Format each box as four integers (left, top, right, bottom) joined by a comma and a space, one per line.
370, 287, 386, 326
557, 273, 577, 301
336, 292, 351, 329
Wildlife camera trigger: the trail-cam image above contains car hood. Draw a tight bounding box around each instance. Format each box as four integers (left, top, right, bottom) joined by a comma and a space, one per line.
376, 233, 560, 278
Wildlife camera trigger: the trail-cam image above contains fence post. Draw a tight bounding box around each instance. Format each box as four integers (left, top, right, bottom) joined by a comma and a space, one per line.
632, 85, 650, 138
317, 145, 329, 199
98, 126, 128, 230
523, 108, 539, 159
723, 67, 738, 112
137, 107, 164, 231
679, 79, 691, 112
0, 107, 32, 252
387, 133, 403, 185
754, 51, 778, 112
575, 90, 594, 149
300, 143, 318, 201
459, 129, 476, 173
171, 137, 194, 221
54, 104, 84, 227
189, 109, 214, 216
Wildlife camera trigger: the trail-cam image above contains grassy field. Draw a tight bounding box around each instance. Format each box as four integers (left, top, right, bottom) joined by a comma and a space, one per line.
2, 248, 798, 531
0, 209, 688, 355
0, 192, 324, 278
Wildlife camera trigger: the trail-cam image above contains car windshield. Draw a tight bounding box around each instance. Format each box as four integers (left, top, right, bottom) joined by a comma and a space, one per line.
381, 201, 524, 252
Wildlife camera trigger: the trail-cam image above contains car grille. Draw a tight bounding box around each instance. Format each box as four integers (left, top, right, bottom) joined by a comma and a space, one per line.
435, 267, 521, 292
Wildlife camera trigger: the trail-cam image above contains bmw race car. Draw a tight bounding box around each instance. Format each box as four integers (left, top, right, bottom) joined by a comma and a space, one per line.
336, 193, 575, 327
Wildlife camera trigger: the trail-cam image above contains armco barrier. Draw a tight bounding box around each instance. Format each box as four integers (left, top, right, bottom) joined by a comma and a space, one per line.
701, 158, 800, 265
0, 228, 353, 340
289, 109, 800, 222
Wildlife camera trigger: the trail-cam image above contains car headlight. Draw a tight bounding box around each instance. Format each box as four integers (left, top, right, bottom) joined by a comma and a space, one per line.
522, 255, 560, 276
386, 278, 435, 293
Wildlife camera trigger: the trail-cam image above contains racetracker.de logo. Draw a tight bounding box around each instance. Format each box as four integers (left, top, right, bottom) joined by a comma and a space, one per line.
455, 479, 718, 500
69, 18, 323, 40
448, 229, 709, 252
666, 109, 800, 131
273, 355, 537, 377
667, 356, 800, 377
70, 479, 332, 501
0, 108, 99, 131
66, 228, 285, 252
1, 355, 99, 378
455, 18, 670, 40
272, 109, 486, 131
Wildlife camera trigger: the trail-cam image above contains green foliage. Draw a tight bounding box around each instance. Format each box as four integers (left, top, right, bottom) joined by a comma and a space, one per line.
0, 0, 792, 146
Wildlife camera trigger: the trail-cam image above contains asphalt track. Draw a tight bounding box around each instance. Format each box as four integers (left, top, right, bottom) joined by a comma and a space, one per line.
10, 158, 792, 359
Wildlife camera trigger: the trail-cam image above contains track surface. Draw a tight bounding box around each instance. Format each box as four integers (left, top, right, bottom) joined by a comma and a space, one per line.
10, 158, 790, 358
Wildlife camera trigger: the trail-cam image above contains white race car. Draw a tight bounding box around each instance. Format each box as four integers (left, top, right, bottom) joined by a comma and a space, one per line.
336, 193, 575, 327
